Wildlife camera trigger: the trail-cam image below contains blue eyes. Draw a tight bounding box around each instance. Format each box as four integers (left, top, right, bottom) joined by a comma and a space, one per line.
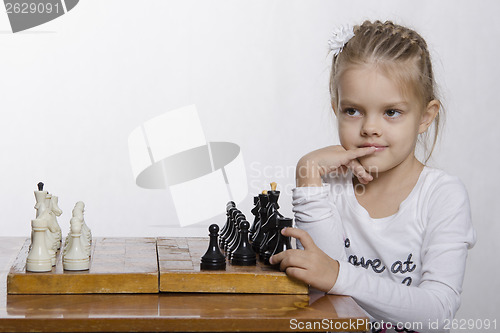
342, 108, 402, 118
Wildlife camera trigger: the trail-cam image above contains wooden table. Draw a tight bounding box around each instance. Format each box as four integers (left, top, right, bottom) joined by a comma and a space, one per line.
0, 237, 369, 332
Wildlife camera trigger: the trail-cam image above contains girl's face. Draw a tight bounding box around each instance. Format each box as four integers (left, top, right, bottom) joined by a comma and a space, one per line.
336, 64, 436, 174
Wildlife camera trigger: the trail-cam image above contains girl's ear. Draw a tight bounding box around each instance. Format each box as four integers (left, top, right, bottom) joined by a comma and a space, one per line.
418, 100, 440, 134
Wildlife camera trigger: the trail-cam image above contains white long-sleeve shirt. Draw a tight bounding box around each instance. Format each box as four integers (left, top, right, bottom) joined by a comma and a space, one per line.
292, 166, 476, 333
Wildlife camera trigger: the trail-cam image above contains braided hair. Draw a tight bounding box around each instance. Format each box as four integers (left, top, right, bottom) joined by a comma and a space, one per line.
329, 20, 442, 163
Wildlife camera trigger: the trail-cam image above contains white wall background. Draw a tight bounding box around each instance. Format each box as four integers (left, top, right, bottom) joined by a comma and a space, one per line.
1, 0, 498, 328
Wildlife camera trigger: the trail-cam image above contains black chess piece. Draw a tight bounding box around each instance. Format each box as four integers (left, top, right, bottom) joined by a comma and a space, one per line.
231, 220, 256, 266
225, 210, 244, 253
259, 189, 283, 260
220, 202, 236, 250
262, 216, 281, 265
37, 182, 44, 191
251, 192, 269, 252
268, 216, 293, 264
200, 224, 226, 270
249, 195, 260, 239
224, 207, 240, 252
220, 201, 235, 236
222, 208, 238, 253
227, 214, 246, 260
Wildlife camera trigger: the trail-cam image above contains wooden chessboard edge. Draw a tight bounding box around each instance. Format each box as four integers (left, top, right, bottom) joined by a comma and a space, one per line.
159, 271, 309, 295
6, 238, 160, 295
158, 266, 289, 276
7, 238, 30, 274
7, 272, 159, 294
7, 236, 308, 295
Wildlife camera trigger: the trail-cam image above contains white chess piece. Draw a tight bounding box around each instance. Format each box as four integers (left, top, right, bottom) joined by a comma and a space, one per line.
80, 223, 91, 257
26, 214, 52, 272
63, 233, 72, 255
50, 195, 63, 247
34, 190, 48, 218
32, 183, 61, 264
38, 208, 57, 266
63, 219, 73, 256
73, 201, 91, 246
32, 189, 48, 248
63, 217, 90, 270
74, 215, 90, 257
64, 203, 81, 256
64, 202, 91, 257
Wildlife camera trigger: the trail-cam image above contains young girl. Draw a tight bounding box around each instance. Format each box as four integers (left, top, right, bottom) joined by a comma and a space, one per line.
270, 20, 476, 332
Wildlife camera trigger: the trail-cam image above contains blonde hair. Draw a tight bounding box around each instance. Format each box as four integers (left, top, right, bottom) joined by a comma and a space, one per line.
329, 20, 442, 163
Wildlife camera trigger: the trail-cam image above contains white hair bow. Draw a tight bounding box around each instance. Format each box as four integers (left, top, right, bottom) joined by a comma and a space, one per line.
328, 24, 355, 56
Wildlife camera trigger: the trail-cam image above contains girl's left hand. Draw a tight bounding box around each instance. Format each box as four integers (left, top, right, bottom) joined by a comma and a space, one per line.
269, 228, 339, 292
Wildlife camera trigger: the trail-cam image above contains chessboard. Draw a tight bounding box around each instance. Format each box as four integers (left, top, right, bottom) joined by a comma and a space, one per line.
7, 238, 159, 294
158, 237, 308, 294
7, 237, 308, 295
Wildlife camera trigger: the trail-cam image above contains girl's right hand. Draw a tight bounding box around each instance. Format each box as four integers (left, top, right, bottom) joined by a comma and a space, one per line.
296, 145, 376, 187
269, 227, 339, 292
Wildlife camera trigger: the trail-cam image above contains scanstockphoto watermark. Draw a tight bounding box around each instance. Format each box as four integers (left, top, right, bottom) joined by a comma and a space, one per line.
289, 318, 369, 331
289, 318, 498, 331
3, 0, 79, 33
368, 319, 423, 331
249, 161, 378, 195
289, 318, 423, 331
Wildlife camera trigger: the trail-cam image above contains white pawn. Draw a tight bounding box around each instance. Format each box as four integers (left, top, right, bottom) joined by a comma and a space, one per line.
74, 215, 90, 257
63, 217, 90, 271
73, 201, 91, 246
26, 214, 52, 272
64, 203, 82, 255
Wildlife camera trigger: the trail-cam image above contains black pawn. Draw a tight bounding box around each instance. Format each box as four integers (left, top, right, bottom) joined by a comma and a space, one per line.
220, 202, 236, 249
231, 220, 256, 266
200, 224, 226, 270
228, 214, 246, 260
225, 210, 244, 254
37, 182, 44, 191
269, 216, 293, 261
